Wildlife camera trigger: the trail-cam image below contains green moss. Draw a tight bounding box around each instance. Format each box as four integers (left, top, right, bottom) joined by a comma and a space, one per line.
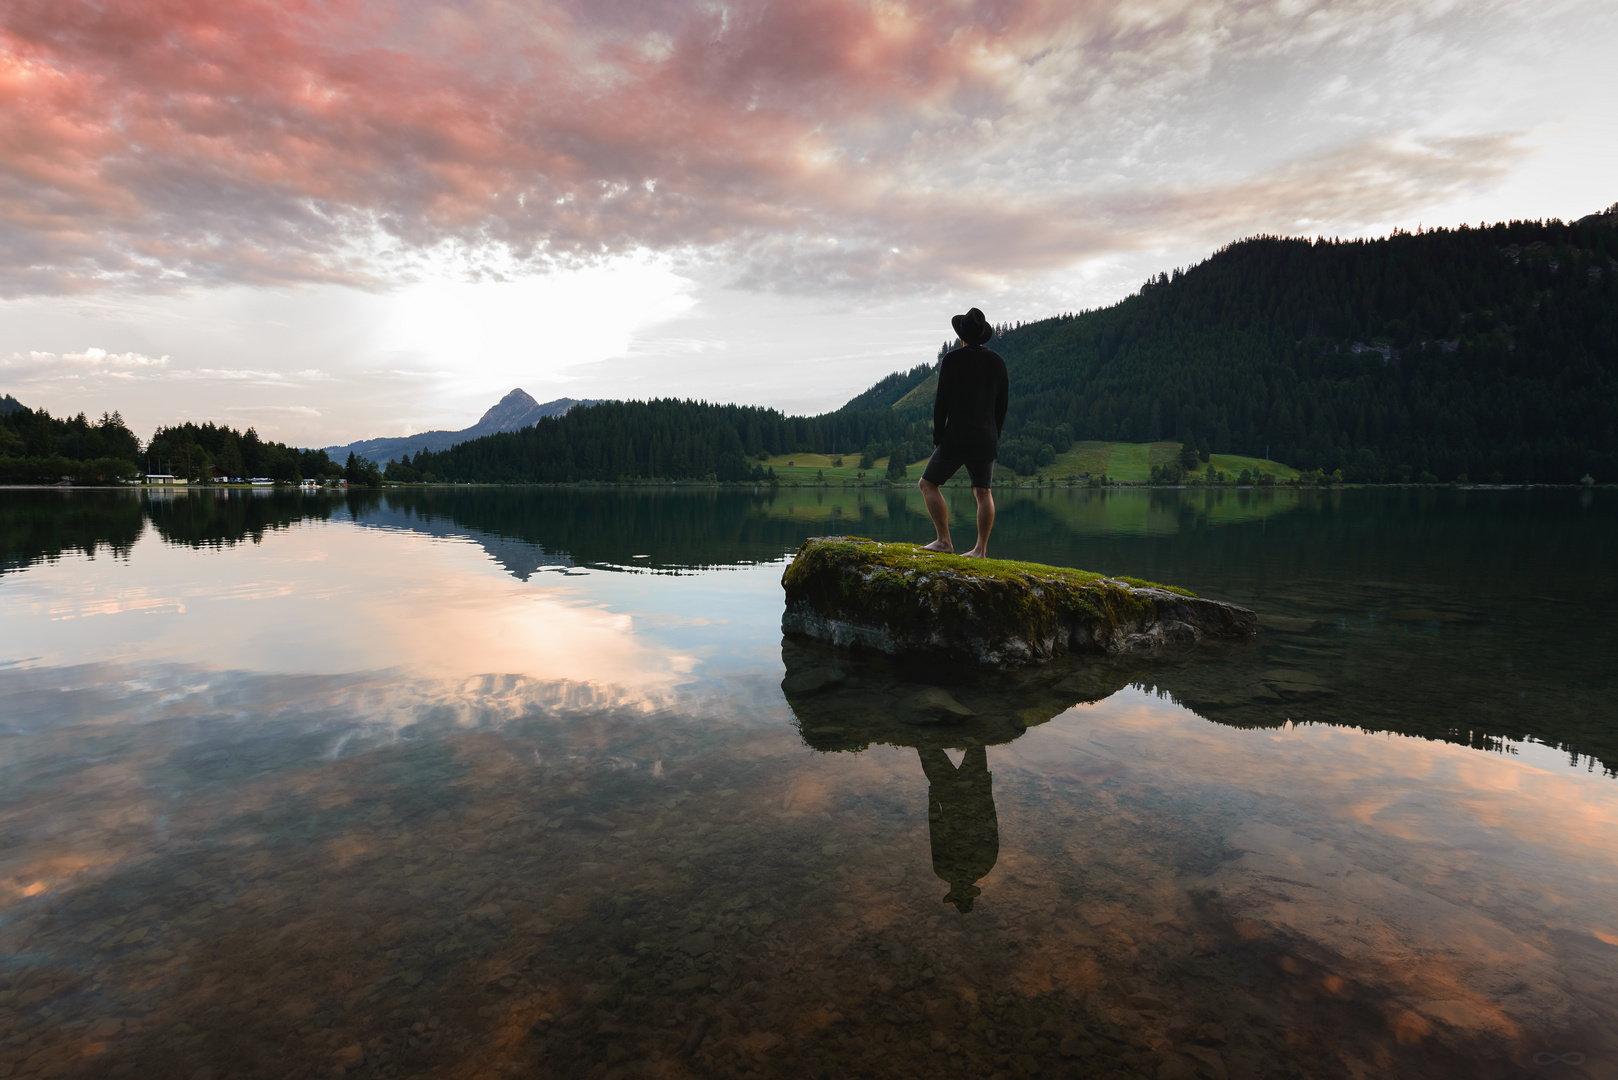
780, 536, 1195, 597
1114, 575, 1197, 598
781, 536, 1208, 663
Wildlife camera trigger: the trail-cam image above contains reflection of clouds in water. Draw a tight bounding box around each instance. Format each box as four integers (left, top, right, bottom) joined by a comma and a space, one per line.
2, 661, 779, 744
4, 663, 1617, 1075
0, 524, 710, 690
999, 688, 1618, 1047
0, 659, 788, 903
773, 631, 1618, 1051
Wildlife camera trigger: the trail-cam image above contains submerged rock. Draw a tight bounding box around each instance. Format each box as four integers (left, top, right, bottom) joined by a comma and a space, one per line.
779, 636, 1145, 754
780, 536, 1257, 668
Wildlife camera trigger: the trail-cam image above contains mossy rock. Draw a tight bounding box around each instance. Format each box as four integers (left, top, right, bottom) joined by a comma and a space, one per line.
780, 536, 1256, 669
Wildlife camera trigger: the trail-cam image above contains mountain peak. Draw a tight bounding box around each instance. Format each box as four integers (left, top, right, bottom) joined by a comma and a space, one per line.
478, 388, 541, 429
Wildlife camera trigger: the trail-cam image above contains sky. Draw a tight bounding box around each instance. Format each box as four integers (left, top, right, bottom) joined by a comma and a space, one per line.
2, 0, 1614, 447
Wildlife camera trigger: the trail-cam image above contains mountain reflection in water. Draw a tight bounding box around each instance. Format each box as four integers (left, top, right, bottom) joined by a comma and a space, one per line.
2, 485, 1616, 1080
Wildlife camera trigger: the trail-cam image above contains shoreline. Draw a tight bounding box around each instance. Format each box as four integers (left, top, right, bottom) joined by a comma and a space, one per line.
1, 480, 1605, 493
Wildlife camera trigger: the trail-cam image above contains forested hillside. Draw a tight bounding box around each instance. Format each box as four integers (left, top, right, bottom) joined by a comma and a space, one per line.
393, 398, 922, 484
908, 210, 1617, 482
394, 207, 1618, 486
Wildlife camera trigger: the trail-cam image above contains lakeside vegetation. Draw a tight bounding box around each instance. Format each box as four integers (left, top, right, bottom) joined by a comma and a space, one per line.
380, 398, 928, 485
145, 421, 343, 483
0, 404, 391, 487
0, 406, 141, 484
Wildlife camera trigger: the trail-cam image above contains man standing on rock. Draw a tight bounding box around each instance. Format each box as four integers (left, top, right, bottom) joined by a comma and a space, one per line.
919, 307, 1008, 558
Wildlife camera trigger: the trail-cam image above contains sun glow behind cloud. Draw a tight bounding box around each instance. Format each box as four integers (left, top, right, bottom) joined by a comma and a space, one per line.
369, 253, 699, 403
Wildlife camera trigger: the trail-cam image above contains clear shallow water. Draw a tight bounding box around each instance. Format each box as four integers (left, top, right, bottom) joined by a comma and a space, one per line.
2, 486, 1616, 1080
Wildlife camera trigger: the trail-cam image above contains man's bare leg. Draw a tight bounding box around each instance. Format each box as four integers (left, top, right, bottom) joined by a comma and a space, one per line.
918, 478, 953, 552
963, 485, 995, 557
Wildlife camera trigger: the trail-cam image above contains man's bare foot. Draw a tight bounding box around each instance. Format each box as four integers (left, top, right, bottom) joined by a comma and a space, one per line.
962, 547, 989, 558
921, 539, 953, 553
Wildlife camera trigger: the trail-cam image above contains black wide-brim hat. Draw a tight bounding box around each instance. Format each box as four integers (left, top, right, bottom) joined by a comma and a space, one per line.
952, 307, 992, 346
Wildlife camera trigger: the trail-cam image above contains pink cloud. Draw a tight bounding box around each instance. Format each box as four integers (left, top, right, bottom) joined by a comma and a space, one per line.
0, 0, 1529, 296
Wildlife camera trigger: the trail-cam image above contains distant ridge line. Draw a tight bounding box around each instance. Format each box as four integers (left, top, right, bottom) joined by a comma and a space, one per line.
326, 389, 607, 464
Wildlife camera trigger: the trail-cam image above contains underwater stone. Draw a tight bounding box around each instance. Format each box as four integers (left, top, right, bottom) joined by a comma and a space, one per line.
780, 536, 1257, 669
902, 687, 977, 724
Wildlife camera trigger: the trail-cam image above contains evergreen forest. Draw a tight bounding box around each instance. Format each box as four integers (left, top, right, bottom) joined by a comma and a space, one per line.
388, 399, 926, 485
0, 407, 143, 484
0, 406, 358, 485
143, 422, 345, 483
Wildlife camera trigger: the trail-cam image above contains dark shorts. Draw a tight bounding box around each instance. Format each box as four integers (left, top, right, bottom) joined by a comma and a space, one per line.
922, 443, 994, 488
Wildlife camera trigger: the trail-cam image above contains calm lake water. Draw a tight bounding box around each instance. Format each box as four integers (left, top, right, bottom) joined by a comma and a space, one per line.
2, 485, 1616, 1080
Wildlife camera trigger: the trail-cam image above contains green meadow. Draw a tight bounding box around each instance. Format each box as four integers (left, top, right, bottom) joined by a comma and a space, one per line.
759, 453, 926, 484
1042, 441, 1299, 483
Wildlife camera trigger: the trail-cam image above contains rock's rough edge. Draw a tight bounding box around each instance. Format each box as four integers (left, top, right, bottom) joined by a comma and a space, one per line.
781, 536, 1257, 668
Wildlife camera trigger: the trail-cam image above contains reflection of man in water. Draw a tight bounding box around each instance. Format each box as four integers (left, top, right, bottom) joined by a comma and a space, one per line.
917, 745, 999, 913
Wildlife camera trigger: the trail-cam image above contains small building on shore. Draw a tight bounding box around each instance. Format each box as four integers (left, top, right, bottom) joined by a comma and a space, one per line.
144, 474, 187, 485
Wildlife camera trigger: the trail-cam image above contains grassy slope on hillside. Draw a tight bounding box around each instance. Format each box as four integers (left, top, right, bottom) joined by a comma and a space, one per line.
890, 371, 940, 417
1032, 442, 1298, 482
889, 366, 1307, 482
839, 364, 936, 412
761, 453, 933, 483
1203, 453, 1300, 481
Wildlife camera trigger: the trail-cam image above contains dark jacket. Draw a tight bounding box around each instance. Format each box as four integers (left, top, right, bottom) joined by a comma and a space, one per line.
933, 345, 1009, 456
